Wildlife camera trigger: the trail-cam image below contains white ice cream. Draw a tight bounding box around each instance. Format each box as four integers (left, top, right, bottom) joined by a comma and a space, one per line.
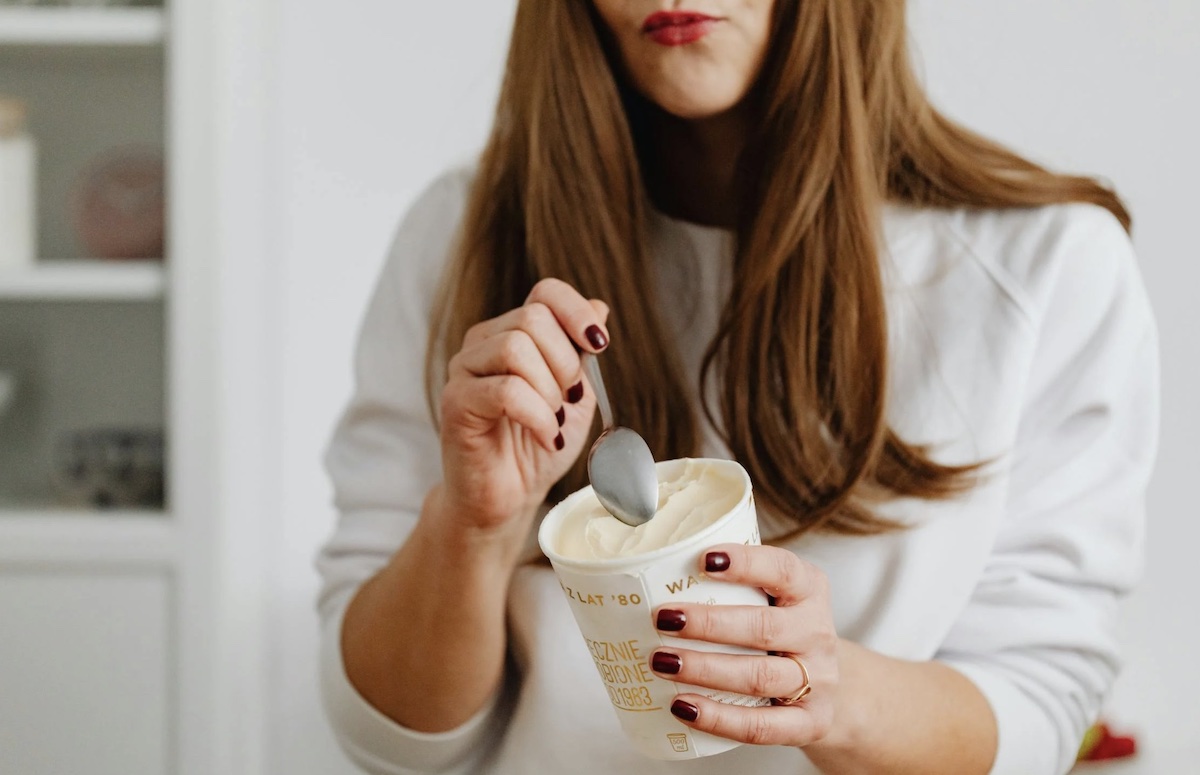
555, 459, 746, 560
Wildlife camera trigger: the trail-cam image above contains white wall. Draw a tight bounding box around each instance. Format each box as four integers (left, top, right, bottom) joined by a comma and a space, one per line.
266, 3, 517, 772
264, 1, 1200, 771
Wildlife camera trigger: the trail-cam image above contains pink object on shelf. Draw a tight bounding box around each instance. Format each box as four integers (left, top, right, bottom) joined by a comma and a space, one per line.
70, 146, 165, 261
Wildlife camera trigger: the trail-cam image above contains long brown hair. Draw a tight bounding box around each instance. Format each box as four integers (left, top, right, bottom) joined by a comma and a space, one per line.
426, 0, 1130, 538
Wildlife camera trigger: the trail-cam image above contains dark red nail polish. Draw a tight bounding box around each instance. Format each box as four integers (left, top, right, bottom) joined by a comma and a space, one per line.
566, 382, 584, 404
705, 552, 730, 573
652, 652, 681, 675
556, 407, 566, 427
585, 325, 609, 351
671, 700, 699, 722
555, 433, 565, 451
656, 609, 686, 632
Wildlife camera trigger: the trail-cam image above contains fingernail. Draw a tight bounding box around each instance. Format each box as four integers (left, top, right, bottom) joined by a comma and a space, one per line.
651, 652, 681, 675
656, 609, 686, 632
585, 325, 609, 351
555, 433, 565, 451
566, 382, 584, 404
671, 700, 699, 722
556, 407, 566, 427
705, 552, 730, 573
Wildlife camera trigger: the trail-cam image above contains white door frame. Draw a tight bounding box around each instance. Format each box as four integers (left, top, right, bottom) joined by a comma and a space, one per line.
171, 1, 278, 772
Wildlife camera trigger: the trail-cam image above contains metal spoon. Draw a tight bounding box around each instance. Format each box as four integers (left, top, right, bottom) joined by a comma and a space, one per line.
582, 354, 659, 526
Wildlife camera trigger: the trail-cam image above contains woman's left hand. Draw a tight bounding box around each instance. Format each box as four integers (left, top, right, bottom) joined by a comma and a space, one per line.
648, 544, 839, 748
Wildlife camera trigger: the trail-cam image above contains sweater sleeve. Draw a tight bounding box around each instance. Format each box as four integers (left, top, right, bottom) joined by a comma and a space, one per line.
936, 207, 1159, 775
315, 168, 508, 774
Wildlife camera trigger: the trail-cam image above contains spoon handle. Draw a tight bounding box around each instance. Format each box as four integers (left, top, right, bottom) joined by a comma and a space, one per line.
582, 354, 615, 430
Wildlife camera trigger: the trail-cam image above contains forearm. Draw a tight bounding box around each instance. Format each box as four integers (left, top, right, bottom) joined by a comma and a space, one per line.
805, 640, 996, 775
341, 485, 524, 733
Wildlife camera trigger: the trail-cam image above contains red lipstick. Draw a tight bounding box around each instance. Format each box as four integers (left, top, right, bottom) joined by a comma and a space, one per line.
642, 11, 720, 46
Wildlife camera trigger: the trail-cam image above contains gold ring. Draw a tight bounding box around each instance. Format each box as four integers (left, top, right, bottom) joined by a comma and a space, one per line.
774, 653, 812, 706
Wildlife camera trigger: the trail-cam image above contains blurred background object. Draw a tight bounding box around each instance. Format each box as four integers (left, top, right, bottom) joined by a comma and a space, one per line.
54, 426, 165, 509
70, 146, 165, 260
0, 96, 36, 271
0, 3, 171, 771
0, 369, 14, 419
0, 0, 165, 509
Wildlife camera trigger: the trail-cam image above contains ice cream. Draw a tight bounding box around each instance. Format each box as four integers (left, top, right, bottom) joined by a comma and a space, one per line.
539, 457, 768, 760
555, 459, 746, 560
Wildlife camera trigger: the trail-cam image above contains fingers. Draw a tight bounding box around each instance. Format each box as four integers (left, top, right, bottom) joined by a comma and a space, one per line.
654, 604, 799, 652
699, 544, 826, 606
653, 546, 836, 651
460, 304, 578, 394
450, 329, 565, 414
446, 278, 609, 451
649, 648, 807, 700
525, 278, 611, 353
461, 279, 609, 395
465, 278, 608, 355
440, 375, 562, 452
649, 545, 838, 749
666, 694, 831, 747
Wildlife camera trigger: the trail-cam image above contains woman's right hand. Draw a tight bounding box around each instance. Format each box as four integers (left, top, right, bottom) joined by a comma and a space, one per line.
434, 278, 610, 537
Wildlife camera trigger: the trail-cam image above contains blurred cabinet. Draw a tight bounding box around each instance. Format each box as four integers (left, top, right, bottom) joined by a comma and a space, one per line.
0, 568, 171, 775
0, 5, 196, 775
0, 5, 166, 512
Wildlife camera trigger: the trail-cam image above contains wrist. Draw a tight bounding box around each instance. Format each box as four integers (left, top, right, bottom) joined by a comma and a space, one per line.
420, 485, 538, 571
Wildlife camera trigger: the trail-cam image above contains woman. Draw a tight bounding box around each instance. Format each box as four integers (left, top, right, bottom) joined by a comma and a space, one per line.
317, 1, 1158, 773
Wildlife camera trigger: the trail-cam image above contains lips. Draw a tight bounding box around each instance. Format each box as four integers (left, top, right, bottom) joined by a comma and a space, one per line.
641, 10, 720, 46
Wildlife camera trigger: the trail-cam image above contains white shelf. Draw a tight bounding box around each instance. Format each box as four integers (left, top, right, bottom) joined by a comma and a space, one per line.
0, 7, 165, 47
0, 509, 174, 566
0, 259, 165, 301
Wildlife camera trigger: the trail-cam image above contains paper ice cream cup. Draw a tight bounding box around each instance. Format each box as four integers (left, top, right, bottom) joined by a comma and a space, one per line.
538, 458, 770, 760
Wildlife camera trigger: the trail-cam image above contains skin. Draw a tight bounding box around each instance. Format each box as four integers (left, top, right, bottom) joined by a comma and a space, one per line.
343, 1, 998, 771
593, 0, 770, 226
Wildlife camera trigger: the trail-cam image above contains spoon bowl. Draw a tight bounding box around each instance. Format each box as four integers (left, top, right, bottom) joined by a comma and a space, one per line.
588, 427, 658, 526
582, 355, 658, 526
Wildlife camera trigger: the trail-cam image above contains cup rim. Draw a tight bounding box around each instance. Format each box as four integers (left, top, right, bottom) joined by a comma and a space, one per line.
537, 457, 753, 572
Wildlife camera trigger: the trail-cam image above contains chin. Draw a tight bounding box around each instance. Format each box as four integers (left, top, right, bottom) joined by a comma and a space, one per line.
646, 84, 746, 121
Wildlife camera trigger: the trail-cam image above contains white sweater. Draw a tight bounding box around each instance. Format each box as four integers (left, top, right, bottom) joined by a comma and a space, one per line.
316, 168, 1159, 775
